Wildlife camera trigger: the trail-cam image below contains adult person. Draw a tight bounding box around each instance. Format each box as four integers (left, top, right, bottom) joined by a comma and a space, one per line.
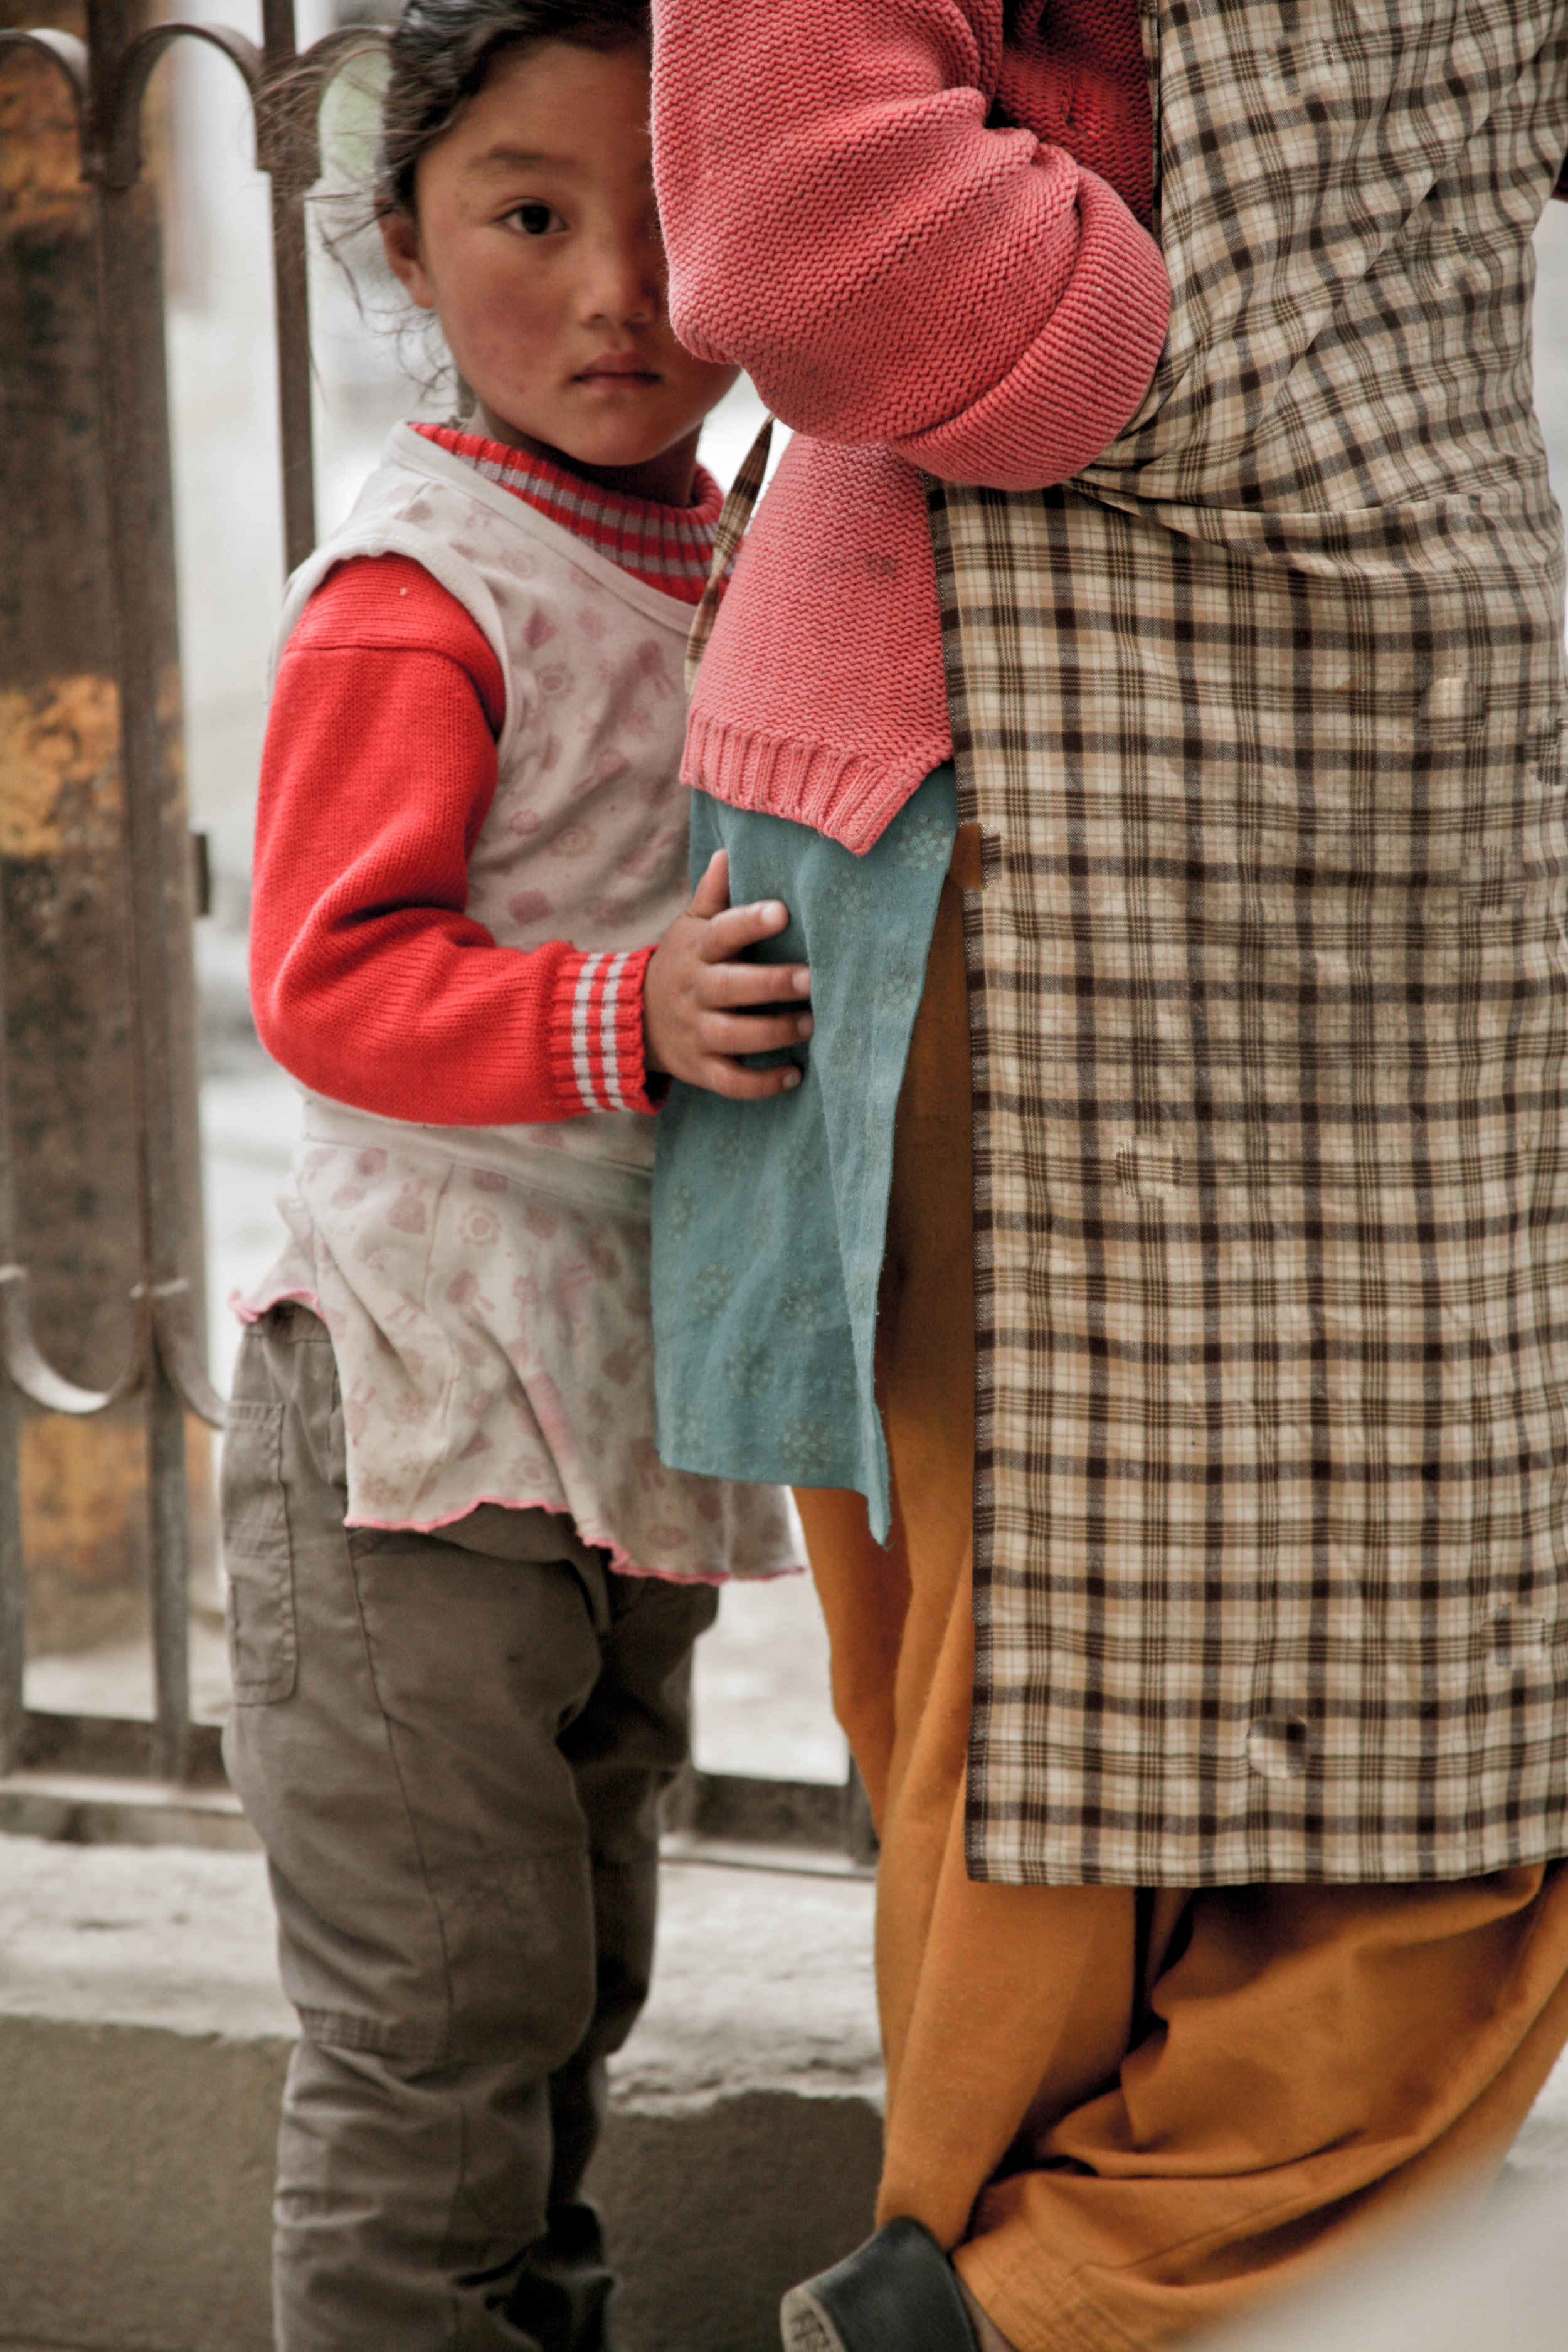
647, 2, 1568, 2348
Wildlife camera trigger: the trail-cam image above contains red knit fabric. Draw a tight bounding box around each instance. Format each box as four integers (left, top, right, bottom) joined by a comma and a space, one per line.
411, 423, 722, 603
995, 0, 1154, 225
251, 553, 658, 1126
652, 0, 1170, 850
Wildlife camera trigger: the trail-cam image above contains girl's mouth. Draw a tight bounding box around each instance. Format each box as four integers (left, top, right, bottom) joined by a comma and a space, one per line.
576, 357, 660, 383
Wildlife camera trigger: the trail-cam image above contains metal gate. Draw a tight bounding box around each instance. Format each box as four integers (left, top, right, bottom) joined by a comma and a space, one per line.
0, 0, 353, 1794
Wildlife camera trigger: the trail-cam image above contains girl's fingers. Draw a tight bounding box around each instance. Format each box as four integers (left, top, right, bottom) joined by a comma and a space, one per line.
699, 960, 812, 1009
701, 895, 792, 960
687, 849, 732, 919
697, 1057, 803, 1101
700, 1011, 812, 1057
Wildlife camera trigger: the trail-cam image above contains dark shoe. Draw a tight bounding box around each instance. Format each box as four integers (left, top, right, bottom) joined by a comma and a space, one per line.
781, 2217, 979, 2352
501, 2200, 622, 2352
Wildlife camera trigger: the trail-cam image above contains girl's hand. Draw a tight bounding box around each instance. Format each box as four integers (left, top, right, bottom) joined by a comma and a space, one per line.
644, 850, 812, 1098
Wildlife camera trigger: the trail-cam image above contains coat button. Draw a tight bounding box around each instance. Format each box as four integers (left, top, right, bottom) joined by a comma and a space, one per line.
1248, 1715, 1309, 1779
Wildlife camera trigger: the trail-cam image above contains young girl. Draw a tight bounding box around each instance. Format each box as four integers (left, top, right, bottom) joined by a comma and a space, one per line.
222, 6, 808, 2344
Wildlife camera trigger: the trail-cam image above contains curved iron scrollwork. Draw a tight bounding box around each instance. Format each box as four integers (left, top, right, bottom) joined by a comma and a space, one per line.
252, 24, 388, 189
103, 19, 388, 192
0, 25, 88, 110
0, 1268, 229, 1431
0, 8, 383, 184
148, 1279, 230, 1431
0, 1267, 144, 1419
105, 23, 262, 189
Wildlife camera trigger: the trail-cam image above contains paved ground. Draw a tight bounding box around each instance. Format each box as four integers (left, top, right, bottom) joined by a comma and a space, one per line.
0, 1833, 881, 2097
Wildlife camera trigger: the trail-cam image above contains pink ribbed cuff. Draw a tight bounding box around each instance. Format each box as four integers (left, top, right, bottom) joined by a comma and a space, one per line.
682, 710, 953, 854
548, 945, 660, 1115
896, 167, 1169, 489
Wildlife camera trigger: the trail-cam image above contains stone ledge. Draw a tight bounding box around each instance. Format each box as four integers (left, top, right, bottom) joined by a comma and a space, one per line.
0, 1772, 260, 1853
0, 1836, 881, 2352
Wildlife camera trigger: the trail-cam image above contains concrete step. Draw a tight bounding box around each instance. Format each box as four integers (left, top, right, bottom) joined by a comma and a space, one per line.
0, 1835, 881, 2352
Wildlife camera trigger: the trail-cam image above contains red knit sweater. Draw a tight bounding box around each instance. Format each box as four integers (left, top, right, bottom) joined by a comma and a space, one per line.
652, 0, 1169, 850
249, 435, 718, 1126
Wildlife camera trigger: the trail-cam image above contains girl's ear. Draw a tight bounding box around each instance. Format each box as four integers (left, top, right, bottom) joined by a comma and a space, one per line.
381, 209, 435, 310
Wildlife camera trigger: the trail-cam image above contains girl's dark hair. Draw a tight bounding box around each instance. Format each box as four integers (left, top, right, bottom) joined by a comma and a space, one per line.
378, 0, 652, 215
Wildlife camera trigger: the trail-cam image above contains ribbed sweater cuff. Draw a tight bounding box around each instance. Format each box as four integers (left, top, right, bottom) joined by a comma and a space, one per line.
682, 710, 952, 854
547, 945, 659, 1115
895, 169, 1170, 490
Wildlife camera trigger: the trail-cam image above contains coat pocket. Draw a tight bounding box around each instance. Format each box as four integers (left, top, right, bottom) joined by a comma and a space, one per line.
220, 1399, 297, 1704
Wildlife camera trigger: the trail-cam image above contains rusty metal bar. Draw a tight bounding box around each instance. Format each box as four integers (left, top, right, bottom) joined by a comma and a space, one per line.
86, 0, 196, 1779
0, 18, 102, 1780
255, 11, 387, 575
0, 1306, 19, 1779
0, 1466, 17, 1776
0, 538, 28, 1779
262, 0, 315, 572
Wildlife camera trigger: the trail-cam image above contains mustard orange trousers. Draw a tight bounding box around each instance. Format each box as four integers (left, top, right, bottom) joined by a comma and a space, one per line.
793, 877, 1568, 2352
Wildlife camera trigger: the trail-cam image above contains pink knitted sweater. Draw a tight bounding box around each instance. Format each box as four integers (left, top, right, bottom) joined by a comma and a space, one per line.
653, 0, 1170, 851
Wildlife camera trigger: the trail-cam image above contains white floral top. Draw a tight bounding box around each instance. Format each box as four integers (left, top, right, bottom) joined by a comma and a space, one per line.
246, 1104, 795, 1579
239, 430, 798, 1583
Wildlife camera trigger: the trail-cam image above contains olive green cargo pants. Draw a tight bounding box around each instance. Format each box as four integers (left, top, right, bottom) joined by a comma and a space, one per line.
222, 1305, 717, 2350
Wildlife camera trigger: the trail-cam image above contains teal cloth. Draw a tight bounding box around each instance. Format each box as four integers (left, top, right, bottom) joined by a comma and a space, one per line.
652, 766, 957, 1543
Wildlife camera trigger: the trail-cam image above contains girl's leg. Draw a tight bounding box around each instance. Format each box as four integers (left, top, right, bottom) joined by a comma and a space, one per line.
222, 1305, 620, 2351
547, 1569, 718, 2199
504, 1566, 717, 2347
270, 2042, 564, 2350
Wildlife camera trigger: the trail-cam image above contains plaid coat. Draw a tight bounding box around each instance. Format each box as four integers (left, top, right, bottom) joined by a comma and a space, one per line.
931, 0, 1568, 1882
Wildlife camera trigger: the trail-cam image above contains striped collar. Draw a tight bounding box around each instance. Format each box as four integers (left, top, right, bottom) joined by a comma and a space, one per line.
411, 422, 719, 606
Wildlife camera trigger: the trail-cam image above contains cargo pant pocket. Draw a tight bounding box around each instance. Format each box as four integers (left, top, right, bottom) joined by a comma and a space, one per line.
221, 1397, 297, 1703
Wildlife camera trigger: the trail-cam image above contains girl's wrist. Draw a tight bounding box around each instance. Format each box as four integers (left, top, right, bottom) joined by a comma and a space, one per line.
547, 943, 662, 1117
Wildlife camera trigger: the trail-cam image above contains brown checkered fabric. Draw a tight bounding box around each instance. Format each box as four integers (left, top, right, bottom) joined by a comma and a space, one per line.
687, 416, 773, 696
928, 0, 1568, 1881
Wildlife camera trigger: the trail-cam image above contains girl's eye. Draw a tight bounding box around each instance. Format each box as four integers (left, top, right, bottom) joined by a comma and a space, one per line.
507, 203, 564, 238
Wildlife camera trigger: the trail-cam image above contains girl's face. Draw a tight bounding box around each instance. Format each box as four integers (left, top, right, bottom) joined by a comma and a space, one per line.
381, 40, 737, 501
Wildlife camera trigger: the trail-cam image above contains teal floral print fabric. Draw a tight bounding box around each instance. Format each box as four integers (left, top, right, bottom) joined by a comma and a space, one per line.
652, 765, 956, 1539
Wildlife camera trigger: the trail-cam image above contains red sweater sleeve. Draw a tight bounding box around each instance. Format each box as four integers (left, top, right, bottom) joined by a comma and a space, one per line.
250, 554, 657, 1125
650, 0, 1169, 491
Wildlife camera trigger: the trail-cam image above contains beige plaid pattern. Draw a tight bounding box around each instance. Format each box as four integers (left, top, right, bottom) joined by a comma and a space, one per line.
931, 0, 1568, 1882
687, 416, 773, 696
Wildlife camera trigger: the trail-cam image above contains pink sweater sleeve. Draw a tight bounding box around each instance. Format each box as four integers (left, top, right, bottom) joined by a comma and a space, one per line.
651, 0, 1169, 491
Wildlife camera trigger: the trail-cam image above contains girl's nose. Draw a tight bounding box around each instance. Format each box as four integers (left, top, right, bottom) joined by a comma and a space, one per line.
580, 235, 662, 329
